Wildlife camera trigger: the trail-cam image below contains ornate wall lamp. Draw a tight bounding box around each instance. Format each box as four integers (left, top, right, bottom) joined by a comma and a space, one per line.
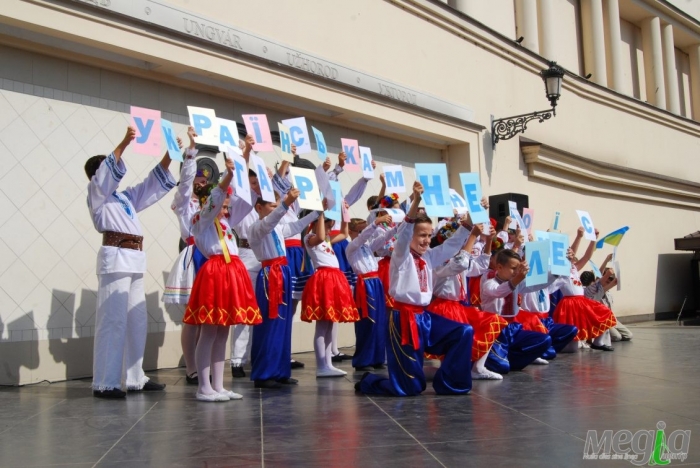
492, 61, 565, 147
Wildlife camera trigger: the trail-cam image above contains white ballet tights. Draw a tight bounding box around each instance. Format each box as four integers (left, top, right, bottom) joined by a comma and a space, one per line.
181, 322, 200, 376
472, 352, 489, 373
314, 321, 335, 371
195, 324, 230, 395
592, 330, 611, 347
331, 322, 340, 355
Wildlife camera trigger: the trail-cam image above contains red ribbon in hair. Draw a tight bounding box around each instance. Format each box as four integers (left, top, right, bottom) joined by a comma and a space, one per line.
394, 301, 425, 350
262, 257, 288, 319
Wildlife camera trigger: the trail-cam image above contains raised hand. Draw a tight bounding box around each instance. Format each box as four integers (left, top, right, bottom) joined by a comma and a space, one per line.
284, 187, 300, 207
338, 151, 347, 168
187, 126, 197, 148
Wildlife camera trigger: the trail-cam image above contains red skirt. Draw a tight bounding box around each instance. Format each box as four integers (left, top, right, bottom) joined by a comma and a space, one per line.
301, 267, 359, 323
377, 257, 394, 309
427, 297, 508, 361
184, 255, 261, 326
512, 310, 549, 335
553, 295, 617, 341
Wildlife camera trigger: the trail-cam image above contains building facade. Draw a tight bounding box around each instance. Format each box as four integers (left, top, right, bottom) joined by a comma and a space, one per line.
0, 0, 698, 385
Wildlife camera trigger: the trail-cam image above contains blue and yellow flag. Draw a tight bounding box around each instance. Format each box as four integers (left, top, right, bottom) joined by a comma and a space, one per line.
596, 226, 629, 249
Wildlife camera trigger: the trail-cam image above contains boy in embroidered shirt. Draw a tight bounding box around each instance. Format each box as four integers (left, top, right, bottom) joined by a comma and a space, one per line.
357, 182, 475, 397
345, 214, 397, 372
480, 250, 554, 373
86, 126, 177, 398
248, 189, 320, 389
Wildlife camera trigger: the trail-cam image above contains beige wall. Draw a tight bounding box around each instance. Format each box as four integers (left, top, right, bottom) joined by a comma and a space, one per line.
0, 0, 699, 385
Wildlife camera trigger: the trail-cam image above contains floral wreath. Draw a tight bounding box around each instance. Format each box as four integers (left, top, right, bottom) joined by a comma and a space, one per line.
491, 237, 504, 252
379, 193, 399, 209
433, 220, 460, 246
195, 168, 210, 179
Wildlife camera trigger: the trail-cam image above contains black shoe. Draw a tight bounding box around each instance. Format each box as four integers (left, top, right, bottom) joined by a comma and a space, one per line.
354, 366, 373, 372
254, 379, 282, 389
185, 372, 199, 385
354, 372, 371, 393
290, 360, 305, 369
590, 344, 615, 351
373, 364, 386, 370
139, 380, 166, 391
93, 388, 126, 399
332, 353, 351, 363
231, 366, 246, 378
620, 337, 631, 342
276, 377, 298, 385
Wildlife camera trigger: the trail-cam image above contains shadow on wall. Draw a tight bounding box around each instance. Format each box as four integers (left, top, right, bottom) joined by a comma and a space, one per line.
482, 130, 494, 183
655, 253, 695, 316
0, 312, 39, 386
48, 283, 171, 383
47, 290, 95, 382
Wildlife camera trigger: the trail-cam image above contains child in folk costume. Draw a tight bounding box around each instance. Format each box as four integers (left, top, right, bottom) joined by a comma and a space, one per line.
357, 182, 475, 397
86, 126, 176, 398
427, 221, 508, 380
184, 157, 261, 402
301, 205, 360, 377
553, 229, 617, 351
369, 194, 401, 312
345, 215, 397, 372
326, 152, 376, 363
249, 188, 320, 388
479, 250, 554, 374
229, 136, 266, 379
162, 127, 205, 384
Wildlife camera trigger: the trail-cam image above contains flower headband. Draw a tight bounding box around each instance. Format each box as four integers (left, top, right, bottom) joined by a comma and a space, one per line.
195, 168, 210, 179
432, 220, 460, 246
379, 193, 400, 209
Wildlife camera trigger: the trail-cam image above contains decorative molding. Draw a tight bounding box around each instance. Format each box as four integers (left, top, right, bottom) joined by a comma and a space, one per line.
520, 139, 700, 210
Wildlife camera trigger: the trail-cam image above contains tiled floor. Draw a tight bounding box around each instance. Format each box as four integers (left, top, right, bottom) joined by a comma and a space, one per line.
2, 325, 700, 467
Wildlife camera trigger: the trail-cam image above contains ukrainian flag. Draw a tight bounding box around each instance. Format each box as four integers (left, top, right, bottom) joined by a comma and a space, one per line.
596, 226, 629, 249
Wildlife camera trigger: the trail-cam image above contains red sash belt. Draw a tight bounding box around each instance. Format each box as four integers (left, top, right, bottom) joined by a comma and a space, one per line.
284, 239, 302, 248
262, 257, 288, 319
355, 271, 379, 318
186, 236, 195, 246
394, 301, 425, 350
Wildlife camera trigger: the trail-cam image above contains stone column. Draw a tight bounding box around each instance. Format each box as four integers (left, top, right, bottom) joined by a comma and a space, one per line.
641, 17, 666, 109
605, 0, 625, 92
581, 0, 608, 86
537, 0, 556, 59
662, 23, 681, 114
687, 44, 700, 119
515, 0, 539, 53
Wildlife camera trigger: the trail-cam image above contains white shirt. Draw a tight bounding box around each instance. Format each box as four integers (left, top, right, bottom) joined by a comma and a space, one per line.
432, 251, 491, 301
389, 221, 470, 307
191, 186, 253, 258
304, 234, 339, 269
170, 149, 199, 241
88, 152, 176, 274
346, 223, 396, 275
520, 279, 566, 312
559, 264, 585, 297
481, 270, 559, 316
373, 224, 398, 258
248, 203, 320, 262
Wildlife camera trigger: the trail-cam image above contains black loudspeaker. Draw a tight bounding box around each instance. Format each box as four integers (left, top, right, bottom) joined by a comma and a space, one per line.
488, 193, 529, 229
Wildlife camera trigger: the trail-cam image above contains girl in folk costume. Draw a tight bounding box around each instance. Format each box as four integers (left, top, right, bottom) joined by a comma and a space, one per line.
302, 204, 360, 377
357, 182, 475, 397
248, 189, 320, 389
86, 126, 177, 398
427, 221, 509, 380
345, 215, 397, 372
553, 228, 617, 351
326, 152, 376, 364
162, 127, 206, 385
368, 193, 401, 311
184, 157, 261, 402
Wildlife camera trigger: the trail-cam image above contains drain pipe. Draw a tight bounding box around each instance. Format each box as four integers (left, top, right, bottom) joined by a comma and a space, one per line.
676, 296, 688, 326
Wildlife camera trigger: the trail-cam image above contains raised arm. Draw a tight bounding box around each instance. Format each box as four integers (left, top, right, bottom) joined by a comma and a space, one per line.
122, 136, 179, 212
574, 229, 599, 270
600, 253, 613, 272
88, 127, 135, 211
172, 128, 198, 214
570, 227, 585, 257
346, 222, 379, 258
307, 210, 326, 247
376, 172, 387, 202
330, 206, 349, 244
